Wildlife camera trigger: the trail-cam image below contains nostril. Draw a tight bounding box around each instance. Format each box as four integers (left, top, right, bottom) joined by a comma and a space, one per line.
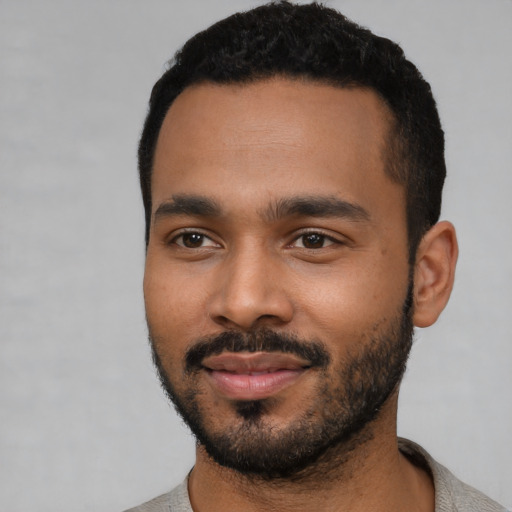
213, 314, 231, 326
258, 314, 282, 323
211, 312, 290, 332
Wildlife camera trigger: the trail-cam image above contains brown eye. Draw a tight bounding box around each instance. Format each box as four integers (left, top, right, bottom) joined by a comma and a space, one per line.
173, 232, 218, 249
291, 232, 338, 250
181, 233, 205, 248
301, 233, 326, 248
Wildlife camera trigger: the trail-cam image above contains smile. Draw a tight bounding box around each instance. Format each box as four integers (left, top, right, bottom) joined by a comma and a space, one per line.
202, 352, 311, 400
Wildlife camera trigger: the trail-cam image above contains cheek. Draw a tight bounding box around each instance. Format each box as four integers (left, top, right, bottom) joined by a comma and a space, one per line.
143, 258, 210, 345
291, 257, 409, 340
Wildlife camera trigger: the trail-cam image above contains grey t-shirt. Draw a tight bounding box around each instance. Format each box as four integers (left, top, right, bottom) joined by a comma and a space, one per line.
124, 439, 508, 512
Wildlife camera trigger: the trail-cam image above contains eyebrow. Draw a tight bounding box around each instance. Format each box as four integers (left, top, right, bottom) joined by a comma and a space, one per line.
264, 196, 370, 222
154, 195, 222, 222
153, 194, 370, 224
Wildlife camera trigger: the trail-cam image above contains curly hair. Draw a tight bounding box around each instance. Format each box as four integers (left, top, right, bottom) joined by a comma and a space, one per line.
138, 1, 445, 260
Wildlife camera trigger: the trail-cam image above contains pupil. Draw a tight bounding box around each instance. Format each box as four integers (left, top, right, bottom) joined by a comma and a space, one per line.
303, 233, 323, 248
183, 233, 203, 247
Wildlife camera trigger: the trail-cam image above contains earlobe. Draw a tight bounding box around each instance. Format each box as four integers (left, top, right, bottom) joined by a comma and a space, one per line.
412, 221, 458, 328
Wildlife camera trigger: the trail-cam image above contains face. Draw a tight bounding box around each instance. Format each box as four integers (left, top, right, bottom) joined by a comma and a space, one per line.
144, 79, 413, 479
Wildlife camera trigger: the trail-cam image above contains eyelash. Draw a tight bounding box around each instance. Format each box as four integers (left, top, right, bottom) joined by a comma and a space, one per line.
169, 229, 219, 249
168, 229, 343, 251
289, 230, 341, 249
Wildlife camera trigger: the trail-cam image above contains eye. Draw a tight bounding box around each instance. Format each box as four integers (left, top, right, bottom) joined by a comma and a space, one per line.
173, 232, 219, 249
292, 232, 336, 249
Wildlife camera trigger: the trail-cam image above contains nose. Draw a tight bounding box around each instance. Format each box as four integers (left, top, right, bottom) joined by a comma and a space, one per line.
208, 245, 294, 331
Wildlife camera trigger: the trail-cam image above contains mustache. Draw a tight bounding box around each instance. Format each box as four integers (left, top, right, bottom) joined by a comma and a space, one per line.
185, 329, 331, 373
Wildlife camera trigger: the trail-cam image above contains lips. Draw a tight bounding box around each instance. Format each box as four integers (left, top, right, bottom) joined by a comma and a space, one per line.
202, 352, 310, 400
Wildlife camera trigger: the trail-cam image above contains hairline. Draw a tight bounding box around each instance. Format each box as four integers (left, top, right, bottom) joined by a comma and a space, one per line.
145, 74, 412, 250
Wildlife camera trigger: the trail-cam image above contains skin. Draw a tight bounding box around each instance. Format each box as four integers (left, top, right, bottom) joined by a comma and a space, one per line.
144, 78, 458, 512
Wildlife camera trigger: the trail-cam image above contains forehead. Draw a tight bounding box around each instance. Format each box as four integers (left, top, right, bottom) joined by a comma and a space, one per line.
152, 78, 400, 216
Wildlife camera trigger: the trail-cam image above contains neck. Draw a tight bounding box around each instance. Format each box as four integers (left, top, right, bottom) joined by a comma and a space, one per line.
188, 394, 434, 512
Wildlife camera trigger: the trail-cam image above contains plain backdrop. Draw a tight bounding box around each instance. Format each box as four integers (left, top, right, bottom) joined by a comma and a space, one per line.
1, 1, 511, 511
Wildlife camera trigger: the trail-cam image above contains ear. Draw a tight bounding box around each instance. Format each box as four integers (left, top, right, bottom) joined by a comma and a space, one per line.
413, 221, 458, 328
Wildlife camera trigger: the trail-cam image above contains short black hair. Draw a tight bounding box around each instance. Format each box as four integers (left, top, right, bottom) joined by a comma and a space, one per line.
139, 1, 445, 260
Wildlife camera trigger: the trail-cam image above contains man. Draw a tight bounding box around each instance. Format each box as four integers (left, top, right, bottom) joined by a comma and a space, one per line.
127, 2, 506, 511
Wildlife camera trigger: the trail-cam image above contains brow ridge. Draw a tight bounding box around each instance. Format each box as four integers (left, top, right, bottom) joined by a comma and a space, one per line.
264, 195, 370, 222
154, 194, 222, 222
153, 194, 370, 225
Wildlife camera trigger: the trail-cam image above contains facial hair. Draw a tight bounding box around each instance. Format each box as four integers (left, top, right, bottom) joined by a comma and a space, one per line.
149, 284, 414, 481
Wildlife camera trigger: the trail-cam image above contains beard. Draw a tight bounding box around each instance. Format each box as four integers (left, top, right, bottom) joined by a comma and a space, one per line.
149, 284, 414, 481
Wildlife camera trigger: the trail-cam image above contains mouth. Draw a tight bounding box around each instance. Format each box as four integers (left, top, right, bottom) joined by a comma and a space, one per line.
202, 352, 311, 400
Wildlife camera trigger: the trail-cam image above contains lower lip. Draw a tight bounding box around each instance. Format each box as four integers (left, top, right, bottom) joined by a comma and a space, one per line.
207, 369, 305, 400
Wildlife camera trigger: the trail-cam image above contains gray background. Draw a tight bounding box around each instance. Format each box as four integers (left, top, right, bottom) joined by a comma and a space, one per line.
1, 1, 511, 510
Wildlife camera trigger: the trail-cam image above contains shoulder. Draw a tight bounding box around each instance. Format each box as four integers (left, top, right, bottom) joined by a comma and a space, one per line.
398, 438, 508, 512
122, 479, 192, 512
